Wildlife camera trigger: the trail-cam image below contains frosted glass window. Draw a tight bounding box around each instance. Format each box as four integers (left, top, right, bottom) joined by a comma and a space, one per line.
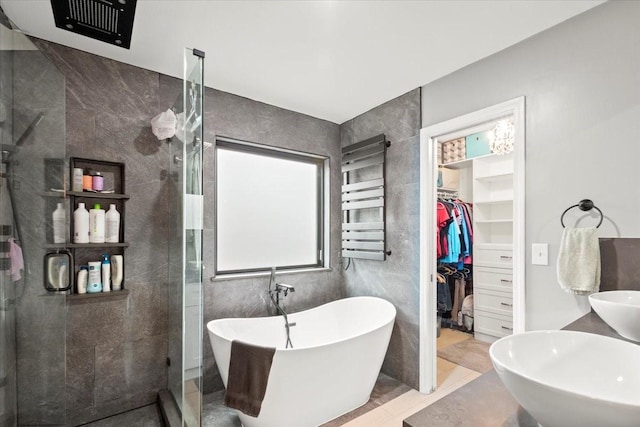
215, 140, 326, 273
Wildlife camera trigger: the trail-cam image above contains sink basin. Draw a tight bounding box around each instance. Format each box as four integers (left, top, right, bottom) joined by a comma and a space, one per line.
589, 290, 640, 342
490, 330, 640, 427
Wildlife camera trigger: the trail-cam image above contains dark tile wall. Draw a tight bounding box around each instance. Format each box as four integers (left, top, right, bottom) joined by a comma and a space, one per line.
31, 38, 170, 426
599, 238, 640, 292
339, 89, 422, 389
23, 37, 344, 422
12, 48, 68, 425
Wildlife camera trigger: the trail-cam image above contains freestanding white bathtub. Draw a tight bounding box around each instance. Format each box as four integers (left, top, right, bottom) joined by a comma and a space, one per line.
207, 296, 396, 427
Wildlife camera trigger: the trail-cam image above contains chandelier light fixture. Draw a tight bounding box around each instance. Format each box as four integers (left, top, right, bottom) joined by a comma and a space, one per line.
490, 119, 515, 155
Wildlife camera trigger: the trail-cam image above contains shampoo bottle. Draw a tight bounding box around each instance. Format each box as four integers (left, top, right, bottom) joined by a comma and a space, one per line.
111, 255, 123, 291
101, 254, 111, 292
52, 203, 65, 243
105, 204, 120, 243
89, 203, 105, 243
73, 203, 90, 243
87, 261, 102, 293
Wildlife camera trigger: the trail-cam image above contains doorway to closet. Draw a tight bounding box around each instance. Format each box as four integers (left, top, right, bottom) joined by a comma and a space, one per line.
418, 97, 525, 393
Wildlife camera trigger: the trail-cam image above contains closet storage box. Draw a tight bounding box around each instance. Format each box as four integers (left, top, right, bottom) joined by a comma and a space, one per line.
465, 131, 492, 159
441, 138, 466, 164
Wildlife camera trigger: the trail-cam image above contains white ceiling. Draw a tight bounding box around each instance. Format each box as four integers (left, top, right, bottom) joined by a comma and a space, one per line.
1, 0, 604, 124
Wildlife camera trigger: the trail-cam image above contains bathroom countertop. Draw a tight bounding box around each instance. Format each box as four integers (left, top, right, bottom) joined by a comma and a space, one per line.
403, 312, 636, 427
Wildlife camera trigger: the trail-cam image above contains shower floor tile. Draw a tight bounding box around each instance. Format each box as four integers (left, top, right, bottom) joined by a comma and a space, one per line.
80, 404, 163, 427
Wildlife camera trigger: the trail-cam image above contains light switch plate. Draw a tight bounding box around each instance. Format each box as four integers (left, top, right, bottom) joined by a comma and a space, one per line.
532, 243, 549, 265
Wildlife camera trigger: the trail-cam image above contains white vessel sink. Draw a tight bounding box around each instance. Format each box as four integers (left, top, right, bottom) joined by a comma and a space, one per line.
490, 330, 640, 427
589, 290, 640, 342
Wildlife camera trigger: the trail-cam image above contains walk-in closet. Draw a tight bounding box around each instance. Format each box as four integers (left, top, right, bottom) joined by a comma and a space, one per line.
436, 127, 515, 344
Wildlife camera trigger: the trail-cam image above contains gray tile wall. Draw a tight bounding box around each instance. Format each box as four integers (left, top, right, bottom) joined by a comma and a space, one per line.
339, 89, 421, 389
27, 38, 344, 420
12, 48, 67, 425
32, 38, 170, 426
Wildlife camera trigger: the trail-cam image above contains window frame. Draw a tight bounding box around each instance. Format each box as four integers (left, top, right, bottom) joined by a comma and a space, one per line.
214, 136, 330, 276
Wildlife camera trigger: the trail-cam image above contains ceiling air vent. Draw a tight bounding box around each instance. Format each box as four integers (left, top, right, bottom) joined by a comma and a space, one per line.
50, 0, 137, 49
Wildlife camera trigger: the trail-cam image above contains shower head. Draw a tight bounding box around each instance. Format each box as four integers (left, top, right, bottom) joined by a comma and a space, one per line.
14, 112, 45, 147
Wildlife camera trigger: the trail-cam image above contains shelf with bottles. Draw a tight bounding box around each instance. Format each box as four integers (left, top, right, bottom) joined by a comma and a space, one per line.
65, 158, 128, 299
40, 190, 130, 200
44, 242, 129, 249
66, 288, 130, 303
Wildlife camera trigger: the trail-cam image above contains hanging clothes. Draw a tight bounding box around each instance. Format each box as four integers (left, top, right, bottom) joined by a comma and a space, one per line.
436, 199, 473, 265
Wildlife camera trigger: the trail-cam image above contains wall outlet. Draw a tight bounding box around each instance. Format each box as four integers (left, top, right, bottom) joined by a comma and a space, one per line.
532, 243, 549, 265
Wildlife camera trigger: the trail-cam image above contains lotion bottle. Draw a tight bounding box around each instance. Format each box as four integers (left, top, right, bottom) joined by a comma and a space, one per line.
105, 204, 120, 243
87, 261, 102, 293
77, 266, 88, 294
73, 203, 90, 243
89, 203, 105, 243
52, 203, 65, 243
101, 254, 111, 292
111, 255, 123, 291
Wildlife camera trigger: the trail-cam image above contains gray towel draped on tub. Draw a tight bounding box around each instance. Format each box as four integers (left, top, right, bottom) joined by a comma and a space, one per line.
224, 340, 276, 417
557, 226, 601, 295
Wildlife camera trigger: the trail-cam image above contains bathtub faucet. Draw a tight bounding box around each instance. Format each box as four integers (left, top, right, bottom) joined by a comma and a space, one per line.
267, 268, 296, 348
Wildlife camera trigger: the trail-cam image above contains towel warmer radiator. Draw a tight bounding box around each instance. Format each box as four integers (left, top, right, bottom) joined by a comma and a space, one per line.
341, 134, 391, 261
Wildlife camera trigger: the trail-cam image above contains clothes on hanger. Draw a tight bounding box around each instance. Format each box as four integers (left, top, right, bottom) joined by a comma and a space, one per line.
437, 199, 473, 265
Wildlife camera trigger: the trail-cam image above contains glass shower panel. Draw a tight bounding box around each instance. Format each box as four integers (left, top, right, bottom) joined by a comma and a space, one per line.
168, 47, 204, 427
0, 7, 67, 426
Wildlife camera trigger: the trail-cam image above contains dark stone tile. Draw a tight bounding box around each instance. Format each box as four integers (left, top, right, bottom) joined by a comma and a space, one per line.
350, 89, 420, 145
202, 390, 241, 427
34, 38, 160, 120
206, 88, 259, 143
339, 119, 355, 146
17, 351, 66, 425
202, 356, 225, 395
67, 391, 159, 426
126, 281, 169, 340
67, 299, 127, 348
381, 318, 419, 390
94, 334, 168, 402
66, 107, 96, 157
386, 135, 420, 186
256, 102, 340, 157
82, 404, 163, 427
67, 346, 95, 410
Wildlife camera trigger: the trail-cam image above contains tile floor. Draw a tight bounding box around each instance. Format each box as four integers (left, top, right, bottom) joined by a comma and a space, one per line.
85, 329, 486, 427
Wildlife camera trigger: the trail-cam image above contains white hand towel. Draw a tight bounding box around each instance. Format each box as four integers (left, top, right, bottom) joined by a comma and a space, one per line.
557, 227, 600, 295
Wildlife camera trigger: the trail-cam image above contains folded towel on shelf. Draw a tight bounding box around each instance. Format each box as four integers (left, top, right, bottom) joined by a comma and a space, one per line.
8, 238, 24, 282
224, 340, 276, 417
557, 227, 601, 295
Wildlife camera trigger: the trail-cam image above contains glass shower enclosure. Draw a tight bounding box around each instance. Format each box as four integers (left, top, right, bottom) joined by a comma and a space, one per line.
0, 7, 67, 427
166, 48, 205, 427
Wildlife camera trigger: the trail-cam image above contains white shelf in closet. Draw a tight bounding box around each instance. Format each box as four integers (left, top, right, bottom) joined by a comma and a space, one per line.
473, 171, 513, 182
472, 152, 515, 343
474, 197, 513, 205
474, 219, 513, 224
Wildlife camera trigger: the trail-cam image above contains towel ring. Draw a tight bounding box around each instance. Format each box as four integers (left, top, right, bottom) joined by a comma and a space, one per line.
560, 199, 603, 228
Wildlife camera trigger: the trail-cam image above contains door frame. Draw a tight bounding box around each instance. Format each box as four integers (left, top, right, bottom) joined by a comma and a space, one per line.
418, 96, 526, 393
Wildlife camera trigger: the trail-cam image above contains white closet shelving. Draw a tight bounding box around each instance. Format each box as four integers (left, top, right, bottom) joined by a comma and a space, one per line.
472, 152, 514, 342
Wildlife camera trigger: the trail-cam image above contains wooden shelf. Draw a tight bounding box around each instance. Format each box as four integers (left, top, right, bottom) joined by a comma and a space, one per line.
44, 242, 129, 249
66, 289, 129, 303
